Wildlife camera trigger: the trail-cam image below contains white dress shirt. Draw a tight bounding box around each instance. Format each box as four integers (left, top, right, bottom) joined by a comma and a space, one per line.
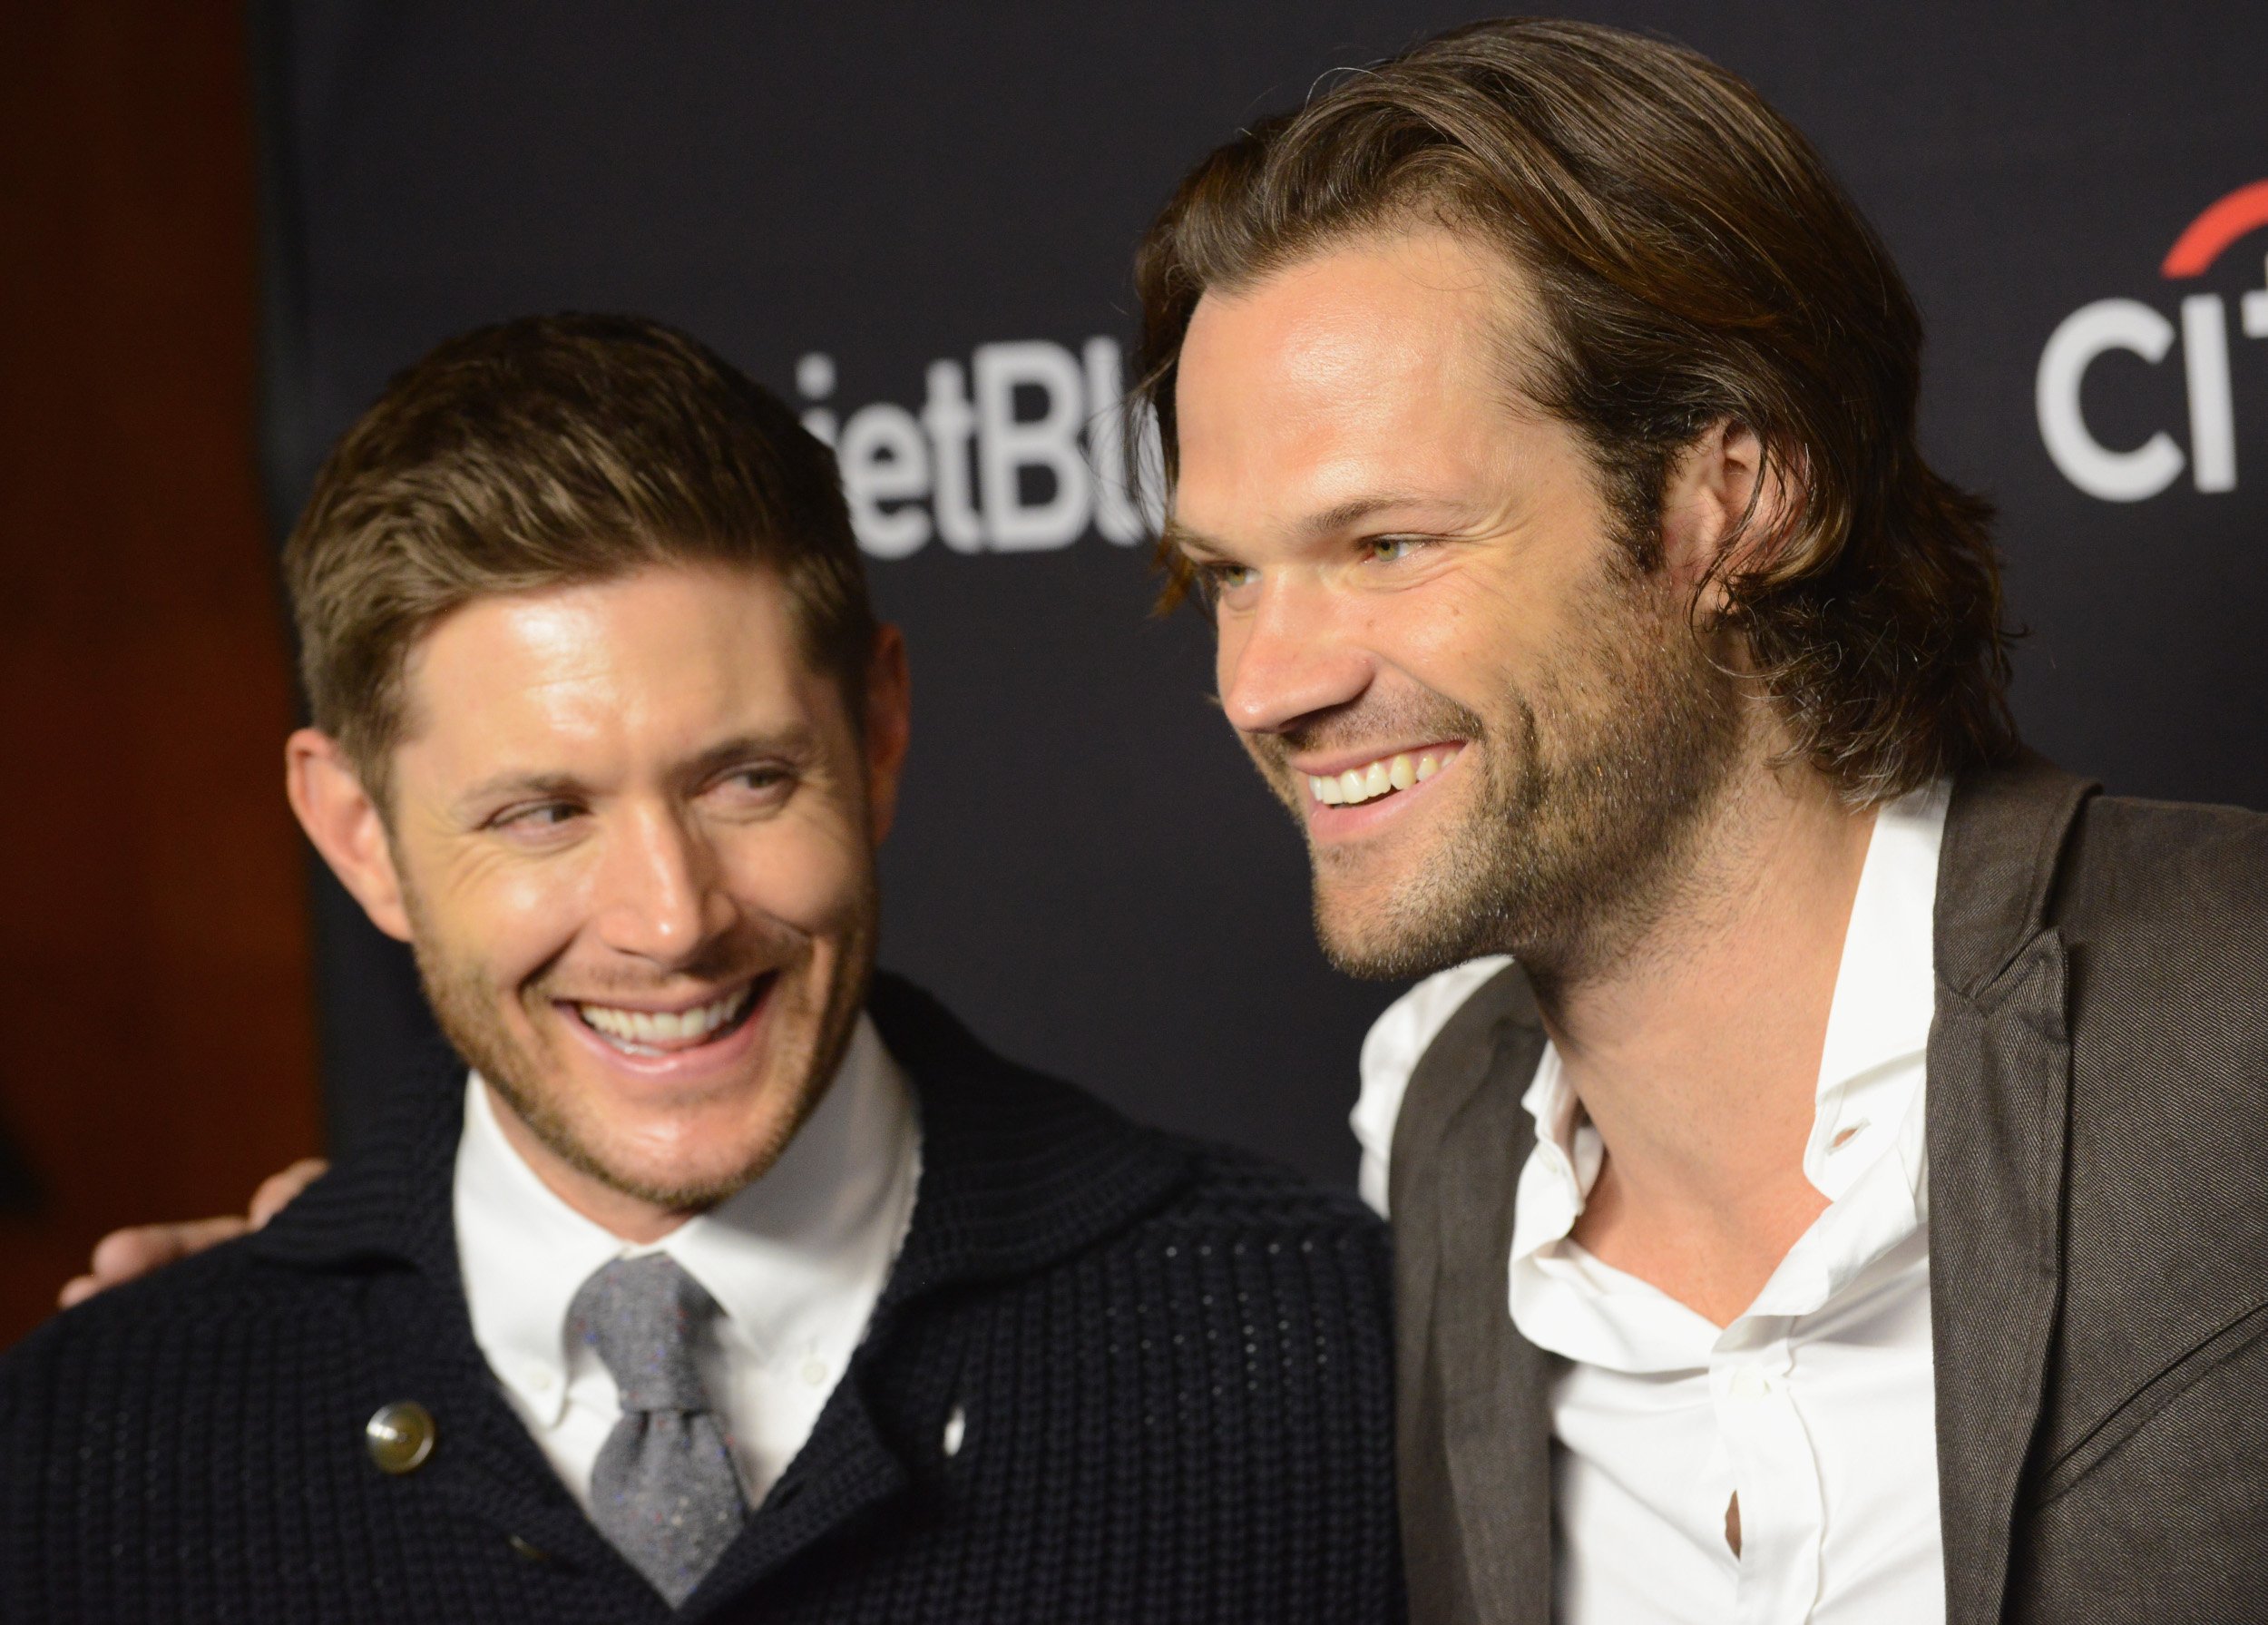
454, 1012, 921, 1512
1354, 782, 1950, 1624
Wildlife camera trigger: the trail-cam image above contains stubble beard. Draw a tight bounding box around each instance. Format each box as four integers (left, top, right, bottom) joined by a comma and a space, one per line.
403, 882, 879, 1212
1257, 560, 1748, 990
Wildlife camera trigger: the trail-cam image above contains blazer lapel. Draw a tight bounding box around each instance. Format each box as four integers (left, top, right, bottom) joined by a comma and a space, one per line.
1927, 753, 2097, 1625
1394, 965, 1555, 1625
1439, 1023, 1554, 1625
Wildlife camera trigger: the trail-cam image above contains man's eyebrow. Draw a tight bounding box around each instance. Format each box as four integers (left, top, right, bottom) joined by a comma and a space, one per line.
1299, 493, 1444, 538
454, 769, 588, 817
1162, 494, 1454, 559
452, 728, 822, 816
677, 727, 819, 785
1159, 515, 1232, 559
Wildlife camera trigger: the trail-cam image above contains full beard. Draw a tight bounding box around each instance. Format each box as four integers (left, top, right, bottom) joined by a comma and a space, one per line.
404, 886, 878, 1212
1255, 561, 1747, 989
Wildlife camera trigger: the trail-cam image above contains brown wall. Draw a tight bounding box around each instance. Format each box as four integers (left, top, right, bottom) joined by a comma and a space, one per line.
0, 4, 320, 1349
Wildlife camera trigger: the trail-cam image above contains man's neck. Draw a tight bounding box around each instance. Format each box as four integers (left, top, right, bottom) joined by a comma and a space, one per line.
1543, 758, 1876, 1326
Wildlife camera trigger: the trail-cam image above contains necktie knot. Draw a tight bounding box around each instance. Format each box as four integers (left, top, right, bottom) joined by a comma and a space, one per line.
567, 1254, 719, 1415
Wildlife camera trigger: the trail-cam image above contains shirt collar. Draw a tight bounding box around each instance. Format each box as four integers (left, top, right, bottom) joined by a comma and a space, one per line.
1511, 778, 1950, 1262
1802, 778, 1947, 1200
453, 1011, 918, 1428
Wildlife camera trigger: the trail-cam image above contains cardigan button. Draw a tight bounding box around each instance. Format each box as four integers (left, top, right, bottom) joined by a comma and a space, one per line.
365, 1401, 436, 1475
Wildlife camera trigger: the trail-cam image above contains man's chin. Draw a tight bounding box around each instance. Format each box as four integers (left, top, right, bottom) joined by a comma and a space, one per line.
570, 1143, 772, 1213
1312, 884, 1489, 983
494, 1076, 802, 1213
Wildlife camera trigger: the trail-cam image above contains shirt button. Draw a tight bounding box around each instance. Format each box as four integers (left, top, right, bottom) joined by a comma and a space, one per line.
1728, 1366, 1770, 1402
800, 1356, 829, 1387
365, 1401, 437, 1474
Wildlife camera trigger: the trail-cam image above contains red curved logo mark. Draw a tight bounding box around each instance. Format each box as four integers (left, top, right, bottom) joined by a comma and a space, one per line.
2162, 180, 2268, 279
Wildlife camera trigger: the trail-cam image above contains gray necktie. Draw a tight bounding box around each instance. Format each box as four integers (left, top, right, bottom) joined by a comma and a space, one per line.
567, 1255, 749, 1606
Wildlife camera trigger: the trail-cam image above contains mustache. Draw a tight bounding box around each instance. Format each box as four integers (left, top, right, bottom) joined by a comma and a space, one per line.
1244, 690, 1491, 775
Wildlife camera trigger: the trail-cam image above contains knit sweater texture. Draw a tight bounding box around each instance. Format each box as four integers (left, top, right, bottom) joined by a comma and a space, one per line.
0, 977, 1403, 1622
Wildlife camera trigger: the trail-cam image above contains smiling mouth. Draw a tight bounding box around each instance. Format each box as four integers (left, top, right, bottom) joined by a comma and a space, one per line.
1306, 744, 1463, 808
569, 975, 769, 1058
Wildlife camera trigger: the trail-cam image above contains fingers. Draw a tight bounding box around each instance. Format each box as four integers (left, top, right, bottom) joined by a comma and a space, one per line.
58, 1216, 252, 1308
57, 1274, 106, 1309
54, 1157, 329, 1311
93, 1215, 250, 1277
249, 1158, 329, 1229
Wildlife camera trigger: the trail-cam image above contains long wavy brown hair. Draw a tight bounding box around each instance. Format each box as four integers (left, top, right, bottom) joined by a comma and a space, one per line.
1131, 18, 2017, 803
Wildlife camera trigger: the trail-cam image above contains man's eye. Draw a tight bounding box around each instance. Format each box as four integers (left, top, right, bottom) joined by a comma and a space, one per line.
714, 767, 794, 803
497, 802, 580, 831
1369, 536, 1421, 563
1203, 561, 1258, 594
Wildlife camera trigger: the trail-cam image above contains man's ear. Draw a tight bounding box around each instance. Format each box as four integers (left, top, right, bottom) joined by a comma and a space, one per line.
860, 624, 912, 847
284, 729, 412, 942
1657, 418, 1797, 617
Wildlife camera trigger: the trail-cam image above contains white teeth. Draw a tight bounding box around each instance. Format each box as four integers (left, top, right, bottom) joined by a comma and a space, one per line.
577, 985, 753, 1051
1309, 746, 1462, 807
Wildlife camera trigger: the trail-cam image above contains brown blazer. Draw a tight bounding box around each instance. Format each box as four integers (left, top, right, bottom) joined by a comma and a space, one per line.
1389, 753, 2268, 1623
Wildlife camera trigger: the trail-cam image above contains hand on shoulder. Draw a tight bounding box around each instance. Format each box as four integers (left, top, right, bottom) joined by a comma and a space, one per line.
57, 1157, 328, 1307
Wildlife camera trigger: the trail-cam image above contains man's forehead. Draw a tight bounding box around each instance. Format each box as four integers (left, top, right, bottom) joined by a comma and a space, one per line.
1181, 227, 1532, 384
1170, 230, 1544, 533
410, 565, 801, 682
392, 565, 832, 768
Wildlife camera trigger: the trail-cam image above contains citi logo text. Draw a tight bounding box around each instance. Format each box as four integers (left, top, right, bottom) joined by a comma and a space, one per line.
793, 339, 1158, 559
2038, 181, 2268, 501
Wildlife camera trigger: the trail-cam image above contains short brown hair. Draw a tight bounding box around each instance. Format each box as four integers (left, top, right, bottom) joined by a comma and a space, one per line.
283, 313, 875, 800
1133, 18, 2016, 800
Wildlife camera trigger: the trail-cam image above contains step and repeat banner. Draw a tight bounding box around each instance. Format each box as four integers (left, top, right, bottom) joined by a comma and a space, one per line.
256, 2, 2268, 1180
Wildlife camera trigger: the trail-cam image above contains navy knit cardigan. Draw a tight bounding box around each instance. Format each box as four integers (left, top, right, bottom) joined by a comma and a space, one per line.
0, 977, 1403, 1622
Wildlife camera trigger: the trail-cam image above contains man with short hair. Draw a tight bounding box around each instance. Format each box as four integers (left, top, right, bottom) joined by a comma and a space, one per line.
1136, 17, 2268, 1625
0, 314, 1402, 1622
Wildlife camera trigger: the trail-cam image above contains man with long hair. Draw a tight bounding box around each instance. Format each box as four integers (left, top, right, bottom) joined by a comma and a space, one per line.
1137, 18, 2265, 1622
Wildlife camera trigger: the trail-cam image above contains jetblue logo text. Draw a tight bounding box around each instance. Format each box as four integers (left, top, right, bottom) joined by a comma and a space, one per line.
794, 340, 1158, 559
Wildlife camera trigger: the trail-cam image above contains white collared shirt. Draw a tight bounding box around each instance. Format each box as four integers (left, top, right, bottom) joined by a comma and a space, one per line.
1354, 783, 1950, 1624
453, 1013, 921, 1512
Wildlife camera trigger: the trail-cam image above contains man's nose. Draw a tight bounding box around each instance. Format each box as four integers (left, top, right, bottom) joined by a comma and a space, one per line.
1217, 578, 1373, 737
591, 808, 731, 966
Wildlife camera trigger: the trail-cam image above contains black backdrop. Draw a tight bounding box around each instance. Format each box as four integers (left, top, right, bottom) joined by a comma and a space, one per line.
255, 2, 2268, 1184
